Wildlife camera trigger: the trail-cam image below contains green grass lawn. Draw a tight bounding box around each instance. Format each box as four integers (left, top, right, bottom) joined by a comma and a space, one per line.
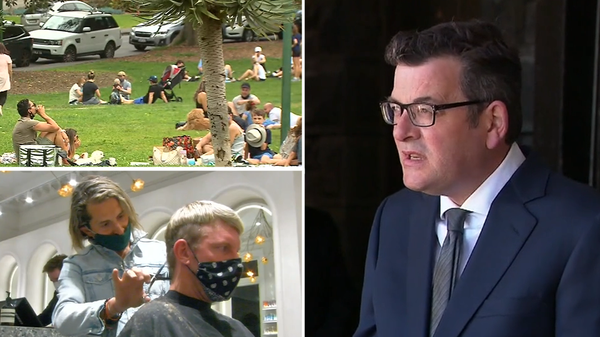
112, 14, 147, 29
0, 57, 302, 167
5, 16, 20, 24
5, 14, 145, 28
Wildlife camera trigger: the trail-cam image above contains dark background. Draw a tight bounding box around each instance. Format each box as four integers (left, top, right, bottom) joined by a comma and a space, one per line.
305, 0, 600, 333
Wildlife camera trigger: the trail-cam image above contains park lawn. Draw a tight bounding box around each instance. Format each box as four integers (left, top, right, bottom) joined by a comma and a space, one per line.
0, 58, 302, 167
5, 14, 144, 28
112, 14, 147, 29
6, 16, 20, 24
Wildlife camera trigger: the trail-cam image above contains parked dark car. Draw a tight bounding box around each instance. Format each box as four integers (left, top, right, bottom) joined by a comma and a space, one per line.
3, 23, 33, 67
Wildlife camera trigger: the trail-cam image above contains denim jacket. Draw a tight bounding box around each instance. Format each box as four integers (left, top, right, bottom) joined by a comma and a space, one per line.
53, 229, 170, 337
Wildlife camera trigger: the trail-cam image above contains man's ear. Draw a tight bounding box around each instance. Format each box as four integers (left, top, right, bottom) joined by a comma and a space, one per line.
173, 239, 193, 266
484, 100, 509, 149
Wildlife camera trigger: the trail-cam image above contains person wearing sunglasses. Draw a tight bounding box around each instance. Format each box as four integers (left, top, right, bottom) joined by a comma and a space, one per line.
52, 176, 170, 337
11, 99, 62, 165
355, 20, 600, 337
119, 200, 253, 337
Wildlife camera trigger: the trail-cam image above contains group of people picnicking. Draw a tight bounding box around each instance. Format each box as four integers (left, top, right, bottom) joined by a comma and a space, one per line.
5, 38, 302, 166
182, 80, 302, 166
69, 69, 169, 106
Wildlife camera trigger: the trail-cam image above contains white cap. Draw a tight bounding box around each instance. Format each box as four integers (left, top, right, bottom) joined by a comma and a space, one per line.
255, 46, 262, 53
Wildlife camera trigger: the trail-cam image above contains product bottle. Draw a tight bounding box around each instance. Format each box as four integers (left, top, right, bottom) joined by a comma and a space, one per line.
1, 291, 16, 326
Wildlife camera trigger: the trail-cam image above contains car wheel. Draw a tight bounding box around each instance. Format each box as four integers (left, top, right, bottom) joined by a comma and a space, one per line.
168, 32, 179, 45
135, 45, 146, 51
17, 49, 31, 67
63, 46, 76, 62
242, 28, 254, 42
100, 42, 115, 59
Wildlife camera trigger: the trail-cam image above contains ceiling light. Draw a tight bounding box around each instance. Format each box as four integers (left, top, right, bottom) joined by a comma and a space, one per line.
130, 178, 145, 192
69, 179, 77, 186
25, 197, 33, 203
58, 184, 74, 197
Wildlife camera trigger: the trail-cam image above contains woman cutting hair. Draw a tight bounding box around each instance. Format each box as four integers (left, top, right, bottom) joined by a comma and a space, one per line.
52, 176, 169, 337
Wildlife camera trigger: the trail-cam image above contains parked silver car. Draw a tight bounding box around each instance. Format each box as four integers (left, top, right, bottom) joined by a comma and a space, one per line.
21, 1, 95, 32
129, 15, 184, 51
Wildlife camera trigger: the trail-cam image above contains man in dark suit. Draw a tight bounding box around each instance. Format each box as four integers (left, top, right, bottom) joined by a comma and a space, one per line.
37, 254, 67, 326
354, 20, 600, 337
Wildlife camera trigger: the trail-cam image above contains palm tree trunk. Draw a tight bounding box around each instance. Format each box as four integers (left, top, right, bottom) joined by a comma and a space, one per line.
198, 15, 231, 167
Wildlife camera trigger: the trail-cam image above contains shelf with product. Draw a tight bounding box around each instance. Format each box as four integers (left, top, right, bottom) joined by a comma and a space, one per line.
262, 300, 277, 336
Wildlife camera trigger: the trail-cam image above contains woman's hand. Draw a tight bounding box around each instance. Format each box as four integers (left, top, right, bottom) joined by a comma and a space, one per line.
111, 268, 151, 313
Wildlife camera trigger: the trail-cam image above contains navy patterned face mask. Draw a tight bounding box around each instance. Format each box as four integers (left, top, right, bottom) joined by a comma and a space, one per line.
185, 241, 244, 302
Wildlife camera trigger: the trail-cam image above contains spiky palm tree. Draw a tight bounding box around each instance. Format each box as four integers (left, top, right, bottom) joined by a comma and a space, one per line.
131, 0, 298, 166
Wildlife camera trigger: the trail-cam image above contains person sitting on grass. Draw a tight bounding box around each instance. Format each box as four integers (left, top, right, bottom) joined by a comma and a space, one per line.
117, 71, 132, 99
12, 99, 61, 164
133, 76, 168, 104
237, 47, 267, 82
244, 109, 275, 165
110, 79, 134, 105
81, 70, 106, 105
267, 117, 302, 166
196, 109, 245, 160
63, 128, 81, 161
68, 76, 85, 105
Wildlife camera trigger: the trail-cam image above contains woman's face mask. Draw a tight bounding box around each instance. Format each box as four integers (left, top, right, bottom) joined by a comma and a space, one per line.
86, 222, 132, 252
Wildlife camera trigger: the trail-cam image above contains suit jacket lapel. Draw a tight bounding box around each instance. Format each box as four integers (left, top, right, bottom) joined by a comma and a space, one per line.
433, 152, 549, 337
407, 193, 439, 337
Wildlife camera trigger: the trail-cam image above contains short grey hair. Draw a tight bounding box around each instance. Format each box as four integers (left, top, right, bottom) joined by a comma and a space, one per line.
69, 175, 143, 251
165, 200, 244, 276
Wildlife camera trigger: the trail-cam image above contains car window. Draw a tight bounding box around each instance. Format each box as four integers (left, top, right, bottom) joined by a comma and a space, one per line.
93, 17, 109, 30
43, 16, 82, 32
3, 26, 23, 39
104, 16, 118, 28
75, 3, 92, 11
59, 4, 77, 12
81, 17, 96, 31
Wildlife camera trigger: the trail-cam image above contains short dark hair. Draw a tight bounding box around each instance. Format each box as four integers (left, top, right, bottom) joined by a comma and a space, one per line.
384, 20, 522, 144
16, 99, 31, 117
252, 109, 266, 118
42, 254, 68, 273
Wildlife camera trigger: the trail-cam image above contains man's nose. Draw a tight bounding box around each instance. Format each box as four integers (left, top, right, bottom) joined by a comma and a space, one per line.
393, 110, 419, 141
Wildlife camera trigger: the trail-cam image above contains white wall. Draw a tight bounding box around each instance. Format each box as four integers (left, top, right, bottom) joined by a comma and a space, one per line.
0, 170, 302, 336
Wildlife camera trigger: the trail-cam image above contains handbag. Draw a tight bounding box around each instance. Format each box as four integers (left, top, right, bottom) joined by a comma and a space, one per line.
152, 146, 181, 165
163, 135, 195, 159
19, 145, 58, 167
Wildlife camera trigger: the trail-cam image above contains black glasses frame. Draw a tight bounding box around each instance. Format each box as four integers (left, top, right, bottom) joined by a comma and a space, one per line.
380, 100, 484, 127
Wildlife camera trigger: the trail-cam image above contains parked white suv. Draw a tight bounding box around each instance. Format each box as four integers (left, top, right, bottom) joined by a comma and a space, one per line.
30, 11, 121, 62
129, 15, 184, 51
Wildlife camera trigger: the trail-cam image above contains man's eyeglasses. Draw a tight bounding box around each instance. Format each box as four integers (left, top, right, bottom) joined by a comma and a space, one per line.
380, 100, 483, 127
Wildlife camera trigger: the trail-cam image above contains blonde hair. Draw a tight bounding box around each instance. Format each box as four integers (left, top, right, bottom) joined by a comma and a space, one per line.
87, 70, 95, 80
69, 176, 143, 251
165, 200, 244, 275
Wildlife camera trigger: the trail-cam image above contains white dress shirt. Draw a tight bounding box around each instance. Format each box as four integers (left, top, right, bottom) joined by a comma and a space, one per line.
436, 143, 526, 275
